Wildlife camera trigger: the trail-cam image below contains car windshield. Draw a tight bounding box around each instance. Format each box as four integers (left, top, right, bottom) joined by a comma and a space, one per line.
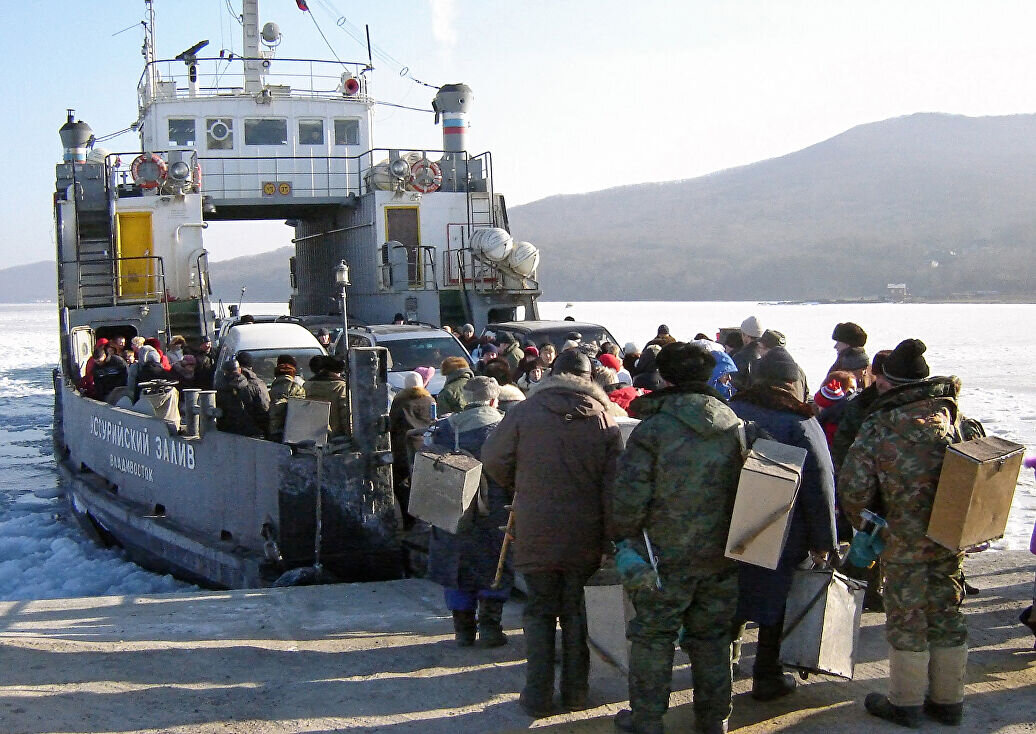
382, 336, 469, 372
488, 326, 621, 354
238, 348, 327, 385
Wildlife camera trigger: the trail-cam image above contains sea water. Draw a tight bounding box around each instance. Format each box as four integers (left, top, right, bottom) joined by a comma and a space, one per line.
0, 301, 1032, 601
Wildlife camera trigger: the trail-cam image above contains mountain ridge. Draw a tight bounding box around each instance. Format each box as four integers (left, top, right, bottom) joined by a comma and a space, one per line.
5, 112, 1033, 303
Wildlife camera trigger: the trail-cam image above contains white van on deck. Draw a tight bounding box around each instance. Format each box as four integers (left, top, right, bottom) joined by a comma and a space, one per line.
213, 322, 327, 390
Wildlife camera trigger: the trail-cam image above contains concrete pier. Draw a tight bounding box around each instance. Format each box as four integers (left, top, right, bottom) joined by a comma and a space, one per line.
0, 551, 1033, 733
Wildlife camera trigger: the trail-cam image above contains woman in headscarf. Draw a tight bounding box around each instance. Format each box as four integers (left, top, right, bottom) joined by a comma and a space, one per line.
389, 369, 436, 527
727, 348, 838, 701
425, 376, 513, 648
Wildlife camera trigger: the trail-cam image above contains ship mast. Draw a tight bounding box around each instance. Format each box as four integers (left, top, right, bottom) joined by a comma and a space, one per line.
242, 0, 263, 94
142, 0, 157, 103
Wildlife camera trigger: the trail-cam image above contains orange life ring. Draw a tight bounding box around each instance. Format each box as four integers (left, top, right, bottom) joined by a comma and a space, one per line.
410, 160, 442, 193
131, 153, 167, 190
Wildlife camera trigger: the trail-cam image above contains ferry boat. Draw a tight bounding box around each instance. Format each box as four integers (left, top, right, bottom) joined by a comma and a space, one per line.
52, 0, 542, 588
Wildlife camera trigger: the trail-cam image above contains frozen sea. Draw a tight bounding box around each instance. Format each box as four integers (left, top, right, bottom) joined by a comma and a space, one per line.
0, 301, 1033, 602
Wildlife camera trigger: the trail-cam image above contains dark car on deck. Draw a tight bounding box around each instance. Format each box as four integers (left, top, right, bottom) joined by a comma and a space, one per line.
481, 320, 623, 354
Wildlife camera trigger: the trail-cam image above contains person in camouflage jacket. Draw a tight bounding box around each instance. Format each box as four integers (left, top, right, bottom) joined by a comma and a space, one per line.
611, 342, 743, 734
840, 339, 971, 728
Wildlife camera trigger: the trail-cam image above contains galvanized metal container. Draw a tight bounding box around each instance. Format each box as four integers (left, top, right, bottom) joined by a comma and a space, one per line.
779, 566, 866, 679
408, 451, 482, 534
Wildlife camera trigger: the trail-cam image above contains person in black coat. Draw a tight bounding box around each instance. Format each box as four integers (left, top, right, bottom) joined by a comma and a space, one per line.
425, 376, 513, 649
728, 348, 838, 702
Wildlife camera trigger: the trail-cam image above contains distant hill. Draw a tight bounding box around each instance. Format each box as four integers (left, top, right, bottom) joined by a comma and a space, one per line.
507, 112, 1036, 300
0, 261, 55, 302
7, 113, 1035, 304
209, 246, 292, 304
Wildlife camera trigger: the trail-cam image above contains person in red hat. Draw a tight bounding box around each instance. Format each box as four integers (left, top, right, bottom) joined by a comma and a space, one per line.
813, 370, 857, 449
79, 338, 109, 397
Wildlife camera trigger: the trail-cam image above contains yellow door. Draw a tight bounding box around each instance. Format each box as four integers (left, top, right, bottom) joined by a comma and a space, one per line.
116, 212, 155, 297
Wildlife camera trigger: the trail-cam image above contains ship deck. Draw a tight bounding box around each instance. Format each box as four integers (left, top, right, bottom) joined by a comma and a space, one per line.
0, 551, 1033, 733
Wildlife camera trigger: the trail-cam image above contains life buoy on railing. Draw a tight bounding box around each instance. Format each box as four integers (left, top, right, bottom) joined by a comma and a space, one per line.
410, 159, 442, 193
131, 153, 167, 190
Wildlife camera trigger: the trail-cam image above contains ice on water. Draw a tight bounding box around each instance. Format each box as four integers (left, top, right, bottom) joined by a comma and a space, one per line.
0, 301, 1032, 601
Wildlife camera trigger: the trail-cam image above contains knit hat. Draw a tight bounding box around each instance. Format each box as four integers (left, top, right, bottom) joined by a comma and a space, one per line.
623, 342, 639, 355
413, 365, 434, 386
754, 347, 801, 384
497, 331, 515, 344
463, 375, 501, 404
309, 355, 326, 374
722, 331, 743, 350
401, 371, 423, 389
883, 339, 929, 383
524, 346, 539, 357
819, 378, 846, 403
598, 353, 622, 372
236, 351, 254, 368
657, 324, 670, 336
760, 329, 787, 349
562, 339, 580, 351
740, 316, 764, 339
96, 337, 109, 347
482, 343, 499, 356
832, 322, 867, 348
221, 358, 239, 373
656, 342, 715, 385
440, 356, 469, 375
552, 349, 592, 378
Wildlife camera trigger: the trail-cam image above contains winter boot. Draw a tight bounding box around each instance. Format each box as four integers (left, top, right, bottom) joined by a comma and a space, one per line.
613, 708, 664, 734
519, 616, 557, 718
1020, 606, 1036, 650
924, 644, 967, 725
864, 648, 928, 728
559, 612, 591, 710
452, 610, 476, 647
751, 621, 796, 701
477, 598, 508, 648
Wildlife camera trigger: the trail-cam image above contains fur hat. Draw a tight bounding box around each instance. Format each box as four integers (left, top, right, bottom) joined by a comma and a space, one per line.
740, 316, 764, 339
277, 354, 298, 367
883, 339, 929, 382
832, 322, 867, 348
552, 349, 592, 378
656, 342, 715, 385
414, 365, 434, 386
463, 375, 500, 404
325, 355, 346, 374
401, 371, 423, 390
309, 355, 326, 374
441, 356, 469, 375
235, 351, 254, 368
598, 353, 622, 372
657, 324, 670, 336
760, 329, 786, 349
754, 347, 801, 384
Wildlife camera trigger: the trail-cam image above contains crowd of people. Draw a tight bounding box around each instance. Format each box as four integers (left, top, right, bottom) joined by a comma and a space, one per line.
403, 316, 982, 733
77, 314, 1002, 731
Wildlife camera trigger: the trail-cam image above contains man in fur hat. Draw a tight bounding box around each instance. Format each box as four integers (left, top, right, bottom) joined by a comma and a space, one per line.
840, 339, 978, 728
482, 349, 623, 719
829, 322, 871, 387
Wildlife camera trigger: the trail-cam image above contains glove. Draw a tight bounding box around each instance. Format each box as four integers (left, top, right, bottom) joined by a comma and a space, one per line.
614, 540, 659, 591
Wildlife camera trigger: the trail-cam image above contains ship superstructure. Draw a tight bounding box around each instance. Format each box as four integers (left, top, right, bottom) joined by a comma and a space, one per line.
51, 0, 540, 588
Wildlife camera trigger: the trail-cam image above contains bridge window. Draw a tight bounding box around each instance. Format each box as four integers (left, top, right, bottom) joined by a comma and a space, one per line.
334, 119, 359, 146
244, 118, 288, 146
206, 118, 233, 150
167, 118, 196, 147
298, 119, 324, 145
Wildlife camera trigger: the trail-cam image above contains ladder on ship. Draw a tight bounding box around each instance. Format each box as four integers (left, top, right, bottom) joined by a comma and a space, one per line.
75, 210, 117, 308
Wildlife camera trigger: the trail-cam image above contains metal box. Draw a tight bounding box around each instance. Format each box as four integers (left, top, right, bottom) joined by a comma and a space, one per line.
585, 577, 635, 673
927, 436, 1024, 551
779, 567, 866, 679
408, 451, 482, 534
725, 439, 807, 569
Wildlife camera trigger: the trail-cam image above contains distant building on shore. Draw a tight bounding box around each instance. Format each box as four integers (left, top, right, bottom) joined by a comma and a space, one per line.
886, 283, 908, 302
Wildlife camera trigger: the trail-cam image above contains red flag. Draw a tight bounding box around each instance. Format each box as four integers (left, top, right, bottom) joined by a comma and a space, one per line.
296, 0, 309, 10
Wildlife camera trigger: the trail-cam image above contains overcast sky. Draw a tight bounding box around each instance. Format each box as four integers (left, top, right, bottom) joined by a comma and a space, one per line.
4, 0, 1036, 266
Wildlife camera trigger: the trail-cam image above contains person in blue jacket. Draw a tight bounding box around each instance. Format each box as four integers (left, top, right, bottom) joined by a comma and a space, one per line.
728, 347, 838, 700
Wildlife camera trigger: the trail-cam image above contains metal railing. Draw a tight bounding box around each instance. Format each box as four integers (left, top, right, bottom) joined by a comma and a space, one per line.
105, 148, 495, 202
62, 254, 173, 337
138, 57, 371, 109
